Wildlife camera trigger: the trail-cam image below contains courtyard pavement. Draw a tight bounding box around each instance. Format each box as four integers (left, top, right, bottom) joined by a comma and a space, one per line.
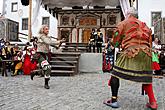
0, 72, 164, 110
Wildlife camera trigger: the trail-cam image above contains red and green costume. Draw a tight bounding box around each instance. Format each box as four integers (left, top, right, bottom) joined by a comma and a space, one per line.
112, 16, 153, 83
104, 16, 157, 109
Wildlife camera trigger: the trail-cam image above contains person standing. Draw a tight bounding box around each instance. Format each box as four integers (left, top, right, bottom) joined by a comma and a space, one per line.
103, 7, 158, 109
0, 39, 5, 52
89, 28, 97, 52
96, 29, 103, 53
152, 37, 161, 76
31, 25, 65, 89
105, 39, 115, 70
23, 42, 34, 75
1, 41, 12, 73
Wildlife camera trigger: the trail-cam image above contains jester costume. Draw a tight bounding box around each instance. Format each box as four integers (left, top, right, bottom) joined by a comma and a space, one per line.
104, 15, 158, 109
31, 33, 61, 89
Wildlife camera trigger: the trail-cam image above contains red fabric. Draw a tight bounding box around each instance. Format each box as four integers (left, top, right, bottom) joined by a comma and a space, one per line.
152, 62, 160, 70
102, 53, 106, 70
23, 55, 31, 75
31, 61, 37, 71
23, 54, 37, 75
143, 84, 156, 103
102, 53, 111, 72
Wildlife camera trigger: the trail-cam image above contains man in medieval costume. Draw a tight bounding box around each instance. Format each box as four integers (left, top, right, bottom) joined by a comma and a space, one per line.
103, 7, 158, 109
89, 28, 97, 53
96, 29, 103, 53
31, 25, 65, 89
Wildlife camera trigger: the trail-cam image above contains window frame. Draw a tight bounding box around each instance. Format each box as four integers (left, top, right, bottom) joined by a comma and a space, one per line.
42, 17, 50, 27
151, 11, 162, 26
11, 2, 18, 12
22, 18, 28, 30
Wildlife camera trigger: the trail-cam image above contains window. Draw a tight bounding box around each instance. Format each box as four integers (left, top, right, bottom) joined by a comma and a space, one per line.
11, 2, 18, 12
0, 21, 5, 37
22, 18, 28, 30
42, 17, 49, 27
61, 16, 69, 25
163, 18, 165, 35
151, 11, 161, 26
108, 15, 116, 25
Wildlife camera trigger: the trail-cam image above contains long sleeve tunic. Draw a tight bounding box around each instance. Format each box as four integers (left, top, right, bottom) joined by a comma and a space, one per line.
37, 34, 60, 53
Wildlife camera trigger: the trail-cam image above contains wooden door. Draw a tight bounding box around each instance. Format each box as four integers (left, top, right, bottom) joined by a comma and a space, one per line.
83, 29, 91, 43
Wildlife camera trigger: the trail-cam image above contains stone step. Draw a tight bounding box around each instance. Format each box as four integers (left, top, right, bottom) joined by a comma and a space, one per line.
50, 61, 77, 63
51, 56, 79, 60
62, 50, 82, 52
63, 45, 88, 47
50, 52, 80, 76
62, 47, 88, 49
65, 42, 88, 46
51, 52, 81, 56
66, 42, 88, 44
51, 65, 76, 68
51, 70, 75, 76
62, 47, 88, 52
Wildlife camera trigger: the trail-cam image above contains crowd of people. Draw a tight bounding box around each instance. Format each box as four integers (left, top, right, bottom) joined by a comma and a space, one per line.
0, 25, 65, 89
88, 28, 103, 53
0, 38, 38, 76
1, 6, 165, 109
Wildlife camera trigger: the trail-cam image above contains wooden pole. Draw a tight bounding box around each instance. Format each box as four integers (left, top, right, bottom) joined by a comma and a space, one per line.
28, 0, 32, 41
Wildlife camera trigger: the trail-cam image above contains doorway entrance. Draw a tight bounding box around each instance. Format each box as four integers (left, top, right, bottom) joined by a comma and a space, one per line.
82, 29, 91, 43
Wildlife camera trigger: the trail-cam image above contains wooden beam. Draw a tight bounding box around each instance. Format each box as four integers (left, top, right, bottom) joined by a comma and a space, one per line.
28, 0, 32, 41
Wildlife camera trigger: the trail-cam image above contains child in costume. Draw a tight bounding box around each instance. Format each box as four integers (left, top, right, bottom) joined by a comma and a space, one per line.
152, 37, 161, 76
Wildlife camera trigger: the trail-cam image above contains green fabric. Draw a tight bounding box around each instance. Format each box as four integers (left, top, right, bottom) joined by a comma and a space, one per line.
115, 51, 152, 71
38, 56, 45, 64
37, 53, 51, 77
115, 42, 119, 47
114, 31, 119, 37
152, 52, 159, 63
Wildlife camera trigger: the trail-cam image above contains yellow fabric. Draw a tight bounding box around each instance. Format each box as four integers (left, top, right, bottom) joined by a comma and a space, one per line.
15, 62, 23, 70
116, 51, 152, 71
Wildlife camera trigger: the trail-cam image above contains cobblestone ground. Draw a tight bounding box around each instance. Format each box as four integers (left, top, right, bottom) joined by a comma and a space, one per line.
0, 73, 164, 110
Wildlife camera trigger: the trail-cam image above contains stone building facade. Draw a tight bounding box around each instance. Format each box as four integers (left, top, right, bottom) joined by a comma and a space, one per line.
57, 8, 121, 43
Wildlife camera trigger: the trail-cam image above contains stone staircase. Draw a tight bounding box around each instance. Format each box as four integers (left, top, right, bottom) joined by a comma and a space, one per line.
61, 42, 89, 52
50, 52, 81, 76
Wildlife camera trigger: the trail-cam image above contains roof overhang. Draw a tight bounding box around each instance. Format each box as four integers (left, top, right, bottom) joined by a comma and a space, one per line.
42, 0, 120, 9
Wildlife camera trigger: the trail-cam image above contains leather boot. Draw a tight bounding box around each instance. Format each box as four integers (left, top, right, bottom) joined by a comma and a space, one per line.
31, 72, 37, 80
44, 78, 50, 89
